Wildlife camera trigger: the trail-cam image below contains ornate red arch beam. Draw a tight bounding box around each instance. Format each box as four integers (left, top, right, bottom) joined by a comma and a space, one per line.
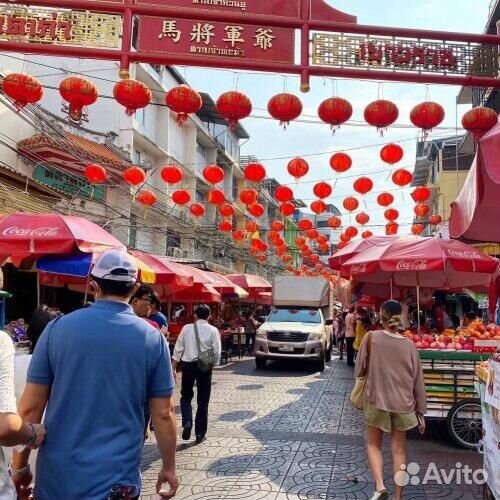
0, 0, 498, 91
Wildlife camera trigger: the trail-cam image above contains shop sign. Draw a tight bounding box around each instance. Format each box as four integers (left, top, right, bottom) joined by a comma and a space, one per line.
33, 165, 105, 200
312, 33, 499, 78
485, 359, 500, 411
137, 17, 295, 64
0, 5, 122, 48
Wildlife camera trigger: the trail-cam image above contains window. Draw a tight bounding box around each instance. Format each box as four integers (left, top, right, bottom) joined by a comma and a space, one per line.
135, 107, 146, 126
134, 150, 141, 165
196, 142, 207, 158
232, 177, 238, 201
129, 214, 137, 248
195, 190, 205, 202
166, 229, 180, 251
317, 220, 329, 228
267, 308, 322, 324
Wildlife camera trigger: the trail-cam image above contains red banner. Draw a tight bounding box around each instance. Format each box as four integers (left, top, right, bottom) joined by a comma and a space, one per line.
136, 0, 301, 21
137, 17, 295, 64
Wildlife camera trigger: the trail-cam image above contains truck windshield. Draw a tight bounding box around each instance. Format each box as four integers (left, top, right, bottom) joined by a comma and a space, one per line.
267, 308, 321, 324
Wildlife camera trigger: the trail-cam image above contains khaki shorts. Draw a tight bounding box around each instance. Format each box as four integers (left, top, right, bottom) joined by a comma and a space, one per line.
364, 400, 418, 433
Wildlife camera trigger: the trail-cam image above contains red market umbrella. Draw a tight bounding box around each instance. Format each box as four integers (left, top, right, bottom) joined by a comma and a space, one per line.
226, 273, 272, 297
450, 123, 500, 243
240, 291, 272, 305
341, 236, 498, 289
0, 212, 124, 264
168, 284, 222, 303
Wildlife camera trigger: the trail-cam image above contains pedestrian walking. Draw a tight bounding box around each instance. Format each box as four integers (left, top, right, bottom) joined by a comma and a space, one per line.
353, 308, 371, 353
11, 250, 179, 499
172, 304, 221, 444
334, 312, 345, 361
244, 312, 257, 355
355, 300, 427, 500
345, 306, 356, 367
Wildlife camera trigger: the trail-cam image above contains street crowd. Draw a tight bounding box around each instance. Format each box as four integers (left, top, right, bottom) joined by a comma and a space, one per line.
1, 250, 429, 500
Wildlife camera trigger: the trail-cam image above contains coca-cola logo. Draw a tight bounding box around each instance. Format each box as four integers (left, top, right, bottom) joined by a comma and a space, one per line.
2, 226, 60, 237
447, 249, 481, 259
350, 264, 367, 274
396, 260, 428, 271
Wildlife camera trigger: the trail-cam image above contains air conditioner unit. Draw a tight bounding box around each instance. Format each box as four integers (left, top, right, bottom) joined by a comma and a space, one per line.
172, 247, 184, 258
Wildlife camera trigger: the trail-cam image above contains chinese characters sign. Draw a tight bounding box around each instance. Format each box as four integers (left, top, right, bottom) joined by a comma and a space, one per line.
0, 6, 121, 48
137, 17, 295, 64
136, 0, 302, 21
312, 33, 499, 77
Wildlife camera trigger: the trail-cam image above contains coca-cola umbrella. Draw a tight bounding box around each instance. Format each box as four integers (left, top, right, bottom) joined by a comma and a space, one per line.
0, 212, 124, 265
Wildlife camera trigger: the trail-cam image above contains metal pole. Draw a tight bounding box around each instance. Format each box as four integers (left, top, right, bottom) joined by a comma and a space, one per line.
417, 285, 421, 334
36, 272, 41, 307
390, 278, 394, 300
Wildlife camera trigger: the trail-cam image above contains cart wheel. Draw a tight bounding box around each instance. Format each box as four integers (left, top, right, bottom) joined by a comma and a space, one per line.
255, 357, 267, 369
446, 398, 482, 450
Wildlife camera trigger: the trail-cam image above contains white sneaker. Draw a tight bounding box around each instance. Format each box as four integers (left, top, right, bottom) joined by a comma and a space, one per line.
370, 490, 389, 500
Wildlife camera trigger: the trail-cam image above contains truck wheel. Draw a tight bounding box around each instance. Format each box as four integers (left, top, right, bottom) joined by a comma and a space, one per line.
325, 342, 332, 362
316, 352, 326, 372
255, 357, 267, 369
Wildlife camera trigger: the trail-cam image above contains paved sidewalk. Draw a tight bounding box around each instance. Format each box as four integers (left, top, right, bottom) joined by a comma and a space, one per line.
140, 354, 484, 499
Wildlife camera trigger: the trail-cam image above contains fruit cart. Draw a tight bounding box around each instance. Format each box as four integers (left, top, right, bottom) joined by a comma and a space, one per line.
420, 350, 487, 450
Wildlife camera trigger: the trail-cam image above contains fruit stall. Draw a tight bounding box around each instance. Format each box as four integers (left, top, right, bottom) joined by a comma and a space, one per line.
475, 354, 500, 500
404, 319, 499, 449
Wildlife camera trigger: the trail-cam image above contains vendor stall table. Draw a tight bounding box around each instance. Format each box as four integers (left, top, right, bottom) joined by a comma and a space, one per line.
419, 350, 488, 449
475, 361, 499, 500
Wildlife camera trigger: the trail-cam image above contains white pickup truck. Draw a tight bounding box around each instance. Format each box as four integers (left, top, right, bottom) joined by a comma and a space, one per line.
254, 276, 332, 371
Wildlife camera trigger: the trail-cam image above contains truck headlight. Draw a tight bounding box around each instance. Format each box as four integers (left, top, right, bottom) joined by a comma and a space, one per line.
309, 331, 323, 340
256, 330, 267, 338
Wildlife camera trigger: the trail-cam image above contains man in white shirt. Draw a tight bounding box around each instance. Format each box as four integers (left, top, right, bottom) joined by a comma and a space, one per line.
344, 306, 356, 367
172, 304, 221, 444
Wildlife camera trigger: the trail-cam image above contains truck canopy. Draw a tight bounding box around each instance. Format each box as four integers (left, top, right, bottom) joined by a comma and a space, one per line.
272, 276, 330, 308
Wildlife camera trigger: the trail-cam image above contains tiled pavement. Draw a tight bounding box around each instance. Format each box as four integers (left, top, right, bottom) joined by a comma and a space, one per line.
140, 353, 484, 499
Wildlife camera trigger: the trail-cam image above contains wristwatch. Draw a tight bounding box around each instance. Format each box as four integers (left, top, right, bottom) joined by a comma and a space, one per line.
24, 422, 37, 448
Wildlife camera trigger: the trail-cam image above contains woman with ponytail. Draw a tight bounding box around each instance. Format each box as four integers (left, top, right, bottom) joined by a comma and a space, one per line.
355, 300, 427, 500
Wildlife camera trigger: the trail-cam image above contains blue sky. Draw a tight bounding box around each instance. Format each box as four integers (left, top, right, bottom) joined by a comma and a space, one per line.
180, 0, 492, 235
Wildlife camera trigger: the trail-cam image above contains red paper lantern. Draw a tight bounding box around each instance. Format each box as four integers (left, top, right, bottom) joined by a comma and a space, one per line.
355, 213, 370, 225
274, 238, 285, 248
165, 85, 202, 125
203, 165, 224, 184
364, 99, 399, 134
317, 234, 328, 244
300, 244, 310, 253
345, 226, 358, 239
411, 186, 431, 203
340, 233, 350, 243
384, 208, 399, 221
377, 192, 394, 207
271, 220, 284, 232
257, 255, 267, 263
239, 188, 259, 205
311, 200, 327, 214
287, 158, 309, 180
161, 165, 183, 184
330, 152, 352, 174
275, 186, 294, 203
343, 196, 359, 212
246, 220, 259, 233
232, 229, 246, 241
429, 214, 443, 226
286, 265, 295, 272
172, 189, 191, 205
84, 163, 107, 184
298, 219, 313, 231
219, 220, 233, 233
123, 166, 146, 186
295, 236, 306, 246
317, 97, 353, 131
267, 93, 303, 128
306, 229, 319, 239
392, 169, 413, 187
353, 177, 373, 195
462, 107, 498, 139
362, 231, 373, 239
313, 182, 332, 199
268, 231, 280, 242
2, 73, 43, 110
59, 76, 98, 121
309, 254, 320, 264
414, 203, 430, 218
280, 202, 295, 217
410, 102, 445, 133
282, 254, 292, 263
208, 188, 225, 205
113, 79, 151, 116
137, 190, 157, 206
216, 91, 252, 130
250, 246, 260, 256
412, 223, 425, 235
380, 144, 403, 165
319, 243, 330, 253
190, 203, 205, 217
219, 203, 235, 217
244, 163, 266, 183
338, 241, 347, 249
328, 216, 342, 228
248, 203, 265, 218
385, 222, 399, 235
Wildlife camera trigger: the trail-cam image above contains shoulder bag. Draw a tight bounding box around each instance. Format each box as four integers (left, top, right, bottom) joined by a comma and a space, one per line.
350, 331, 373, 410
194, 321, 216, 373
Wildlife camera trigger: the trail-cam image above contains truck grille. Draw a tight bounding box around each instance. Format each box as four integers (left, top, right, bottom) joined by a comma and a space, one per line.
267, 331, 309, 342
269, 347, 306, 355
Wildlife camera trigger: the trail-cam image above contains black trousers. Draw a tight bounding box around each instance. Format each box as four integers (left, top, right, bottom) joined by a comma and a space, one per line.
345, 337, 356, 367
180, 361, 213, 437
245, 332, 255, 352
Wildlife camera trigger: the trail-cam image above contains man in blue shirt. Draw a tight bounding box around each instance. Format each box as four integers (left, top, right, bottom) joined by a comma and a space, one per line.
149, 292, 168, 329
11, 251, 178, 500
